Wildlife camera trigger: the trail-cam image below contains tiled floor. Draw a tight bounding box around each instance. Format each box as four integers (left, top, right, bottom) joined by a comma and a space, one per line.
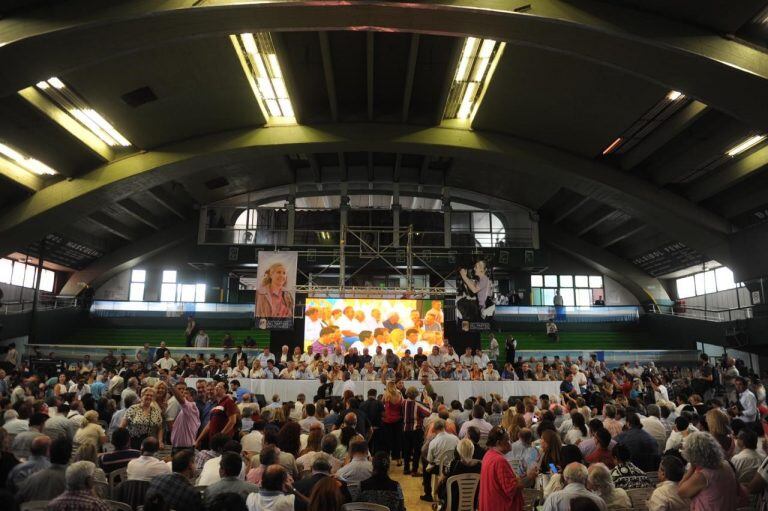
392, 468, 435, 511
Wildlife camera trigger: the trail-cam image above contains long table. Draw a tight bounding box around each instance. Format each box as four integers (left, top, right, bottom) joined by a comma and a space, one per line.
186, 378, 562, 403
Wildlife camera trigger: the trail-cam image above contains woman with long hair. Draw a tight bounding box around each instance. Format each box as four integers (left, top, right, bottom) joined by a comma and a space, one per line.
299, 425, 324, 457
507, 414, 526, 442
469, 363, 483, 381
538, 429, 563, 474
564, 412, 588, 445
277, 421, 302, 458
704, 408, 734, 457
308, 476, 345, 511
381, 381, 404, 466
255, 262, 294, 318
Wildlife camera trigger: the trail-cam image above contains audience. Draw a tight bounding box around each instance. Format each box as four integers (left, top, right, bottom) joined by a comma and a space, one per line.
585, 463, 630, 510
15, 437, 71, 503
678, 431, 743, 511
146, 450, 203, 511
205, 451, 259, 500
127, 436, 171, 481
48, 461, 111, 511
357, 451, 405, 511
647, 455, 689, 511
542, 462, 607, 511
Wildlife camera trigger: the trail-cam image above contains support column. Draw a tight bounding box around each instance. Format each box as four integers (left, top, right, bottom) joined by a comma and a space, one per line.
443, 199, 452, 248
29, 239, 45, 343
286, 195, 296, 246
392, 186, 401, 248
340, 193, 349, 290
530, 211, 540, 249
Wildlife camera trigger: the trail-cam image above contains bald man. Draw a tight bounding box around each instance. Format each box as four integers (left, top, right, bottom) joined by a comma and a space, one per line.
7, 435, 51, 490
542, 462, 607, 511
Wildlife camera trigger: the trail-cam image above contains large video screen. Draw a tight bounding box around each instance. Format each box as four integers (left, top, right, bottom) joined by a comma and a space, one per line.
303, 298, 444, 356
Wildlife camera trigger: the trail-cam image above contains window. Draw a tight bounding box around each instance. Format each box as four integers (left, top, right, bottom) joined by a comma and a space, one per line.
530, 273, 605, 306
39, 269, 54, 293
676, 276, 696, 299
176, 283, 206, 303
675, 266, 743, 298
161, 270, 177, 302
11, 262, 26, 286
0, 258, 13, 284
129, 269, 146, 301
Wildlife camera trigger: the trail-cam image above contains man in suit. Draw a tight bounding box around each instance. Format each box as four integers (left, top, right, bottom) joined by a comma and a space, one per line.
293, 458, 351, 511
230, 346, 248, 368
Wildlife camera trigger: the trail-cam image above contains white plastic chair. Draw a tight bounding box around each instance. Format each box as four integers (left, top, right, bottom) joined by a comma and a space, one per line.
445, 473, 480, 511
341, 503, 390, 511
104, 500, 133, 511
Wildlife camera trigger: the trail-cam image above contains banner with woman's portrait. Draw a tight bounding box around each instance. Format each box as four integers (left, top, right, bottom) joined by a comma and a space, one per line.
255, 251, 297, 330
455, 258, 496, 331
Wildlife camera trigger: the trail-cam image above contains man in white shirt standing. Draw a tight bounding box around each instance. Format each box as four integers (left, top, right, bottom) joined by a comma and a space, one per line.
156, 351, 178, 371
734, 377, 758, 424
304, 307, 324, 343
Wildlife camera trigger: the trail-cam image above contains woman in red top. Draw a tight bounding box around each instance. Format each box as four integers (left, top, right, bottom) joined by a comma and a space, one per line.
382, 381, 404, 466
479, 427, 538, 511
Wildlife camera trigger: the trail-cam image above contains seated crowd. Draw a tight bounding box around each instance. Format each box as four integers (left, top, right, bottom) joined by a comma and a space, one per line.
0, 343, 766, 511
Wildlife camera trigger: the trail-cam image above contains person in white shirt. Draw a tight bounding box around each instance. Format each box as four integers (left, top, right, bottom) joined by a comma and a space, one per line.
126, 437, 171, 481
335, 439, 373, 496
483, 362, 500, 381
304, 307, 325, 343
299, 346, 314, 365
542, 462, 607, 511
371, 345, 386, 369
460, 348, 474, 368
258, 348, 276, 366
652, 377, 669, 403
731, 429, 765, 483
250, 359, 266, 379
278, 362, 297, 380
231, 359, 250, 378
360, 363, 377, 381
734, 377, 758, 423
647, 455, 690, 511
194, 330, 209, 348
665, 416, 696, 452
336, 306, 358, 339
458, 405, 493, 439
427, 347, 443, 369
641, 405, 669, 455
570, 365, 588, 394
473, 350, 490, 368
2, 410, 29, 435
155, 352, 177, 371
443, 347, 459, 365
245, 465, 294, 511
488, 334, 499, 362
199, 450, 246, 486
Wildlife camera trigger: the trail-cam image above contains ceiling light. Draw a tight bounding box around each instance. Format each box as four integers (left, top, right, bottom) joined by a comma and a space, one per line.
25, 77, 132, 148
602, 137, 623, 156
443, 37, 506, 123
0, 141, 57, 175
726, 134, 766, 157
231, 33, 296, 124
666, 90, 684, 101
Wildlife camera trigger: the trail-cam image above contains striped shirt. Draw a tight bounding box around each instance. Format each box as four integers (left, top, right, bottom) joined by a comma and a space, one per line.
402, 399, 430, 432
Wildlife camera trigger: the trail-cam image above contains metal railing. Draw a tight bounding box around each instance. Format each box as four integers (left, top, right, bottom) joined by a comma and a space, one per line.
0, 295, 79, 315
650, 303, 753, 323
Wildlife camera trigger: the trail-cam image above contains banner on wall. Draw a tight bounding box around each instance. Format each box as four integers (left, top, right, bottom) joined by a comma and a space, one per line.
304, 297, 444, 356
255, 251, 297, 330
455, 258, 495, 331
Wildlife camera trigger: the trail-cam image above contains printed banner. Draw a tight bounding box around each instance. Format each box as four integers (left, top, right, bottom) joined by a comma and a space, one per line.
255, 251, 297, 330
455, 258, 496, 331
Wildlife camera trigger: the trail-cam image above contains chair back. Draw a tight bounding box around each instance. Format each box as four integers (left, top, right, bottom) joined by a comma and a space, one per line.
105, 500, 134, 511
627, 487, 654, 511
114, 479, 150, 510
20, 501, 50, 511
438, 449, 455, 475
522, 488, 542, 511
341, 503, 390, 511
94, 479, 111, 499
346, 480, 361, 498
445, 473, 480, 511
109, 467, 128, 487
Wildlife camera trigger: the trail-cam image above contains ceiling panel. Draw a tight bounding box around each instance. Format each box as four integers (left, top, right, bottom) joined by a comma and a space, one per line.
279, 32, 330, 124
59, 36, 266, 149
473, 45, 667, 157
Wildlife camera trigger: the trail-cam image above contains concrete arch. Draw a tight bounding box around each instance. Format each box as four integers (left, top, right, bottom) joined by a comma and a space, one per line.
0, 1, 766, 130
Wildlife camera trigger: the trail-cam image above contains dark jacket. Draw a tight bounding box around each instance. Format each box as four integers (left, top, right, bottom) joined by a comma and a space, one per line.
293, 473, 351, 511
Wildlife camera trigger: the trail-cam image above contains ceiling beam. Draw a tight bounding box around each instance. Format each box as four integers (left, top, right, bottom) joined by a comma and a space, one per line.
146, 188, 186, 220
553, 195, 590, 224
1, 1, 767, 130
402, 34, 420, 123
686, 145, 768, 202
620, 100, 708, 171
0, 123, 732, 263
318, 31, 338, 123
60, 221, 196, 295
542, 222, 670, 303
0, 158, 43, 192
576, 208, 620, 237
115, 199, 160, 230
86, 212, 137, 241
595, 221, 648, 249
435, 38, 463, 125
366, 31, 374, 122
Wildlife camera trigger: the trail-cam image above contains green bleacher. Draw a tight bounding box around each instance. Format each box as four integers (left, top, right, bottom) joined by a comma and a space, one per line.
480, 330, 656, 354
62, 328, 271, 348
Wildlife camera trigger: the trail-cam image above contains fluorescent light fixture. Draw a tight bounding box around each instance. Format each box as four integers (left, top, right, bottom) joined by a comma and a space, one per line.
0, 141, 57, 175
443, 37, 506, 122
726, 134, 766, 157
31, 77, 132, 147
231, 32, 296, 124
666, 90, 684, 101
602, 137, 623, 156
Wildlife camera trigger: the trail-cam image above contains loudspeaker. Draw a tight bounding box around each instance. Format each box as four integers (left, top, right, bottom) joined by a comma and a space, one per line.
254, 394, 267, 408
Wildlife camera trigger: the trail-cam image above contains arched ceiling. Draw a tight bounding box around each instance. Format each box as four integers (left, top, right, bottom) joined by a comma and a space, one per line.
1, 0, 768, 300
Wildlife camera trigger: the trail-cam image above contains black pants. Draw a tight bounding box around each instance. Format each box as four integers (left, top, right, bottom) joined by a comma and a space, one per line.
422, 463, 440, 495
381, 421, 403, 460
402, 429, 423, 472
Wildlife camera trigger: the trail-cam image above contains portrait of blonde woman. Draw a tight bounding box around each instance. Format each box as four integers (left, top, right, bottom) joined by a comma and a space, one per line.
256, 261, 294, 318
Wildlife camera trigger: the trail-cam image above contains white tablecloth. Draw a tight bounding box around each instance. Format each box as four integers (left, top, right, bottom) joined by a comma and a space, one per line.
187, 378, 562, 403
